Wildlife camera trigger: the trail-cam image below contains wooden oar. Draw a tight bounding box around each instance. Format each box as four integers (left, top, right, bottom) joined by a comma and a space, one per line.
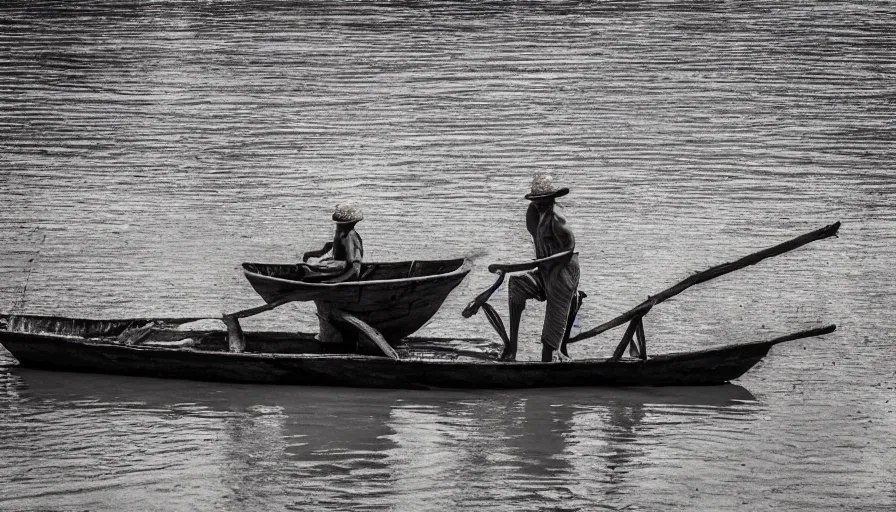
569, 222, 840, 344
223, 294, 308, 353
332, 310, 400, 360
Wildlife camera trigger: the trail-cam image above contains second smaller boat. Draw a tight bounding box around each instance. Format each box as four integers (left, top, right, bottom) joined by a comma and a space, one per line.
225, 257, 472, 358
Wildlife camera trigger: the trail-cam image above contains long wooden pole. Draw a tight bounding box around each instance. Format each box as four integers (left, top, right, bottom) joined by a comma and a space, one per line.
333, 310, 400, 360
463, 251, 575, 318
487, 250, 574, 274
569, 222, 840, 344
764, 324, 836, 346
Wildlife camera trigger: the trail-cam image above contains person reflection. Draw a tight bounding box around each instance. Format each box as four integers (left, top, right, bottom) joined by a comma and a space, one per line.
380, 386, 756, 508
251, 388, 399, 508
562, 386, 757, 501
599, 399, 647, 491
382, 390, 580, 507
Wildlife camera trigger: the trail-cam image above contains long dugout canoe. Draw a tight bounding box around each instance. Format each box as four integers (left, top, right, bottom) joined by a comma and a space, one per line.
0, 315, 836, 389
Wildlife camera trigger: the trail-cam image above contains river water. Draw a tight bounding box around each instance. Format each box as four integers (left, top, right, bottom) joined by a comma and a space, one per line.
0, 0, 894, 510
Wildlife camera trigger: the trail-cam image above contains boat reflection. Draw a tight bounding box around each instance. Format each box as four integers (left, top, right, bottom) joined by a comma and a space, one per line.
6, 369, 758, 509
380, 385, 756, 509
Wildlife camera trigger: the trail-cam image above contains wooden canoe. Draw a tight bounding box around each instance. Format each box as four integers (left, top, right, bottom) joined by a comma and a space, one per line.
0, 314, 836, 389
242, 258, 471, 342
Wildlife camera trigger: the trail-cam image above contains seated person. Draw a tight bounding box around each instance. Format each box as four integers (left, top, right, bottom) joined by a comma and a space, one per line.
300, 202, 364, 283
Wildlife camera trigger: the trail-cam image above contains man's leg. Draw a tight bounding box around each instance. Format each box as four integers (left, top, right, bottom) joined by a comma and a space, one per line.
506, 272, 543, 361
541, 257, 580, 362
560, 291, 586, 357
300, 261, 347, 283
541, 343, 554, 362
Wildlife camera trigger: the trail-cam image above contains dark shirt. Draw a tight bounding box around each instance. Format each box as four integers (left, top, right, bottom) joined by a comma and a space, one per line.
332, 229, 364, 264
526, 203, 575, 259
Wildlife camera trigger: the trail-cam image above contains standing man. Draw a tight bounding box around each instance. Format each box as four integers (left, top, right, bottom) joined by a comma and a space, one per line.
300, 201, 364, 283
503, 173, 580, 362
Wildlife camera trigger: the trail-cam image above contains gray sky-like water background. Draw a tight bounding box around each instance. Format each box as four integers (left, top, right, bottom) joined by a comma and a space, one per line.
1, 0, 894, 510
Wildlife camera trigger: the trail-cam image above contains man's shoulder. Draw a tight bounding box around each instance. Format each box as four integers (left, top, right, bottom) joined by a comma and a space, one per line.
348, 230, 363, 260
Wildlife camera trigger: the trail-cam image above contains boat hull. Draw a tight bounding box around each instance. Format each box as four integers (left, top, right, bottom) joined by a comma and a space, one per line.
242, 258, 472, 342
0, 330, 774, 389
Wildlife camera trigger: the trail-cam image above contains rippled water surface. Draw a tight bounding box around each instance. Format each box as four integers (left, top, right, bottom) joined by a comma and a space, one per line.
1, 0, 895, 510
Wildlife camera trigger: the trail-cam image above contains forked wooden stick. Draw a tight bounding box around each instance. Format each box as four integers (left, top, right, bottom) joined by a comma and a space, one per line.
570, 222, 841, 344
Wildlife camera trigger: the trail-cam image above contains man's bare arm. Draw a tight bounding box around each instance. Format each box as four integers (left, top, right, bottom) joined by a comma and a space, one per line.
302, 242, 334, 262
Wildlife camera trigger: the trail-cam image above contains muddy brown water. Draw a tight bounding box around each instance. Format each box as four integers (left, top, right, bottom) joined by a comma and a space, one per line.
1, 1, 894, 510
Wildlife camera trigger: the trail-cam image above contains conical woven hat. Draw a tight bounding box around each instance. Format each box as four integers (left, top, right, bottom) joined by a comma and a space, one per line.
525, 173, 569, 200
332, 201, 363, 224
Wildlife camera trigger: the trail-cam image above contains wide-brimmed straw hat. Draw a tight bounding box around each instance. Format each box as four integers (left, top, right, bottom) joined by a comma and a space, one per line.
332, 201, 363, 224
525, 173, 569, 201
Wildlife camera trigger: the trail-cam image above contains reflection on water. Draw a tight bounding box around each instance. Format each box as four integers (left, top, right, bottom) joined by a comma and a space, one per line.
1, 369, 760, 511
